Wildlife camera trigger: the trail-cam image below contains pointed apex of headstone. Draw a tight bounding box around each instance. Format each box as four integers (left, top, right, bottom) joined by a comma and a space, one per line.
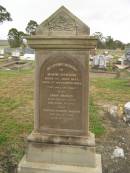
59, 5, 67, 9
57, 5, 72, 12
36, 6, 90, 36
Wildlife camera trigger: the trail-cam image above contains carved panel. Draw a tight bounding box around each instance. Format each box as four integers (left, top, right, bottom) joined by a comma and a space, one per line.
48, 11, 77, 33
39, 57, 84, 135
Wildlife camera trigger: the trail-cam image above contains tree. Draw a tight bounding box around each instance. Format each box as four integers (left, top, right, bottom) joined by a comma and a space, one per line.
114, 40, 125, 50
92, 32, 105, 49
93, 32, 126, 50
105, 36, 114, 49
0, 5, 12, 23
125, 43, 130, 48
26, 20, 38, 35
8, 28, 26, 48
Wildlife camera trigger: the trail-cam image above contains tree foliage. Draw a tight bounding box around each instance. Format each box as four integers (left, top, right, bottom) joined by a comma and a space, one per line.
8, 28, 26, 48
93, 32, 105, 49
26, 20, 38, 35
114, 40, 125, 50
93, 32, 125, 50
105, 36, 114, 49
0, 5, 12, 23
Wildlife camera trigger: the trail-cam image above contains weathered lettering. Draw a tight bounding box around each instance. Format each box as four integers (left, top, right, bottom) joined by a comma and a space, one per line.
39, 57, 83, 132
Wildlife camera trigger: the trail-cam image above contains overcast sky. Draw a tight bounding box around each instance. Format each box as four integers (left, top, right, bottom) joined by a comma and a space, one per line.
0, 0, 130, 43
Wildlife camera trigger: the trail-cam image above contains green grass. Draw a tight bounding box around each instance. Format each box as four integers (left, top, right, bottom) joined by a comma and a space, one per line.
90, 76, 130, 104
0, 97, 21, 111
1, 67, 129, 163
0, 69, 34, 158
92, 78, 130, 90
0, 69, 34, 173
1, 69, 127, 143
89, 98, 105, 136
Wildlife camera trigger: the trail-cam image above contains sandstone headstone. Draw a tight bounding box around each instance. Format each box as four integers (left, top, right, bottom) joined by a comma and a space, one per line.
18, 6, 102, 173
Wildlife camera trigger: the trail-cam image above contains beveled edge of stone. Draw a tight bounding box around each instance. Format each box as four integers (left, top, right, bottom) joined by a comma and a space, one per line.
26, 36, 97, 49
18, 154, 102, 173
27, 131, 95, 146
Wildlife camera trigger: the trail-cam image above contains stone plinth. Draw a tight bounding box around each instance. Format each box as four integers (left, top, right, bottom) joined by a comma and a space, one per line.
18, 155, 102, 173
26, 132, 96, 167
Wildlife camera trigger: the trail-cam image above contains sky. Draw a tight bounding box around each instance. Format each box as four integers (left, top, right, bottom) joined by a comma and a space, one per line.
0, 0, 130, 43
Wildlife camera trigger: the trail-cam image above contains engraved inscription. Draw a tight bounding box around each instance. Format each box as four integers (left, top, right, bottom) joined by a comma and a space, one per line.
40, 58, 83, 131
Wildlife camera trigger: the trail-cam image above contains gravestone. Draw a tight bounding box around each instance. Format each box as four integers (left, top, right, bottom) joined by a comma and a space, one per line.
125, 50, 130, 61
18, 6, 102, 173
92, 55, 107, 69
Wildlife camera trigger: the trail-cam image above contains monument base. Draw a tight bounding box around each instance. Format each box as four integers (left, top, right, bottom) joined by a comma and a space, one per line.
18, 132, 102, 173
25, 132, 96, 167
18, 154, 102, 173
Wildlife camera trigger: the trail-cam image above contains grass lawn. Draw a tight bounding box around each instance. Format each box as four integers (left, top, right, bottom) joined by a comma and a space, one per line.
0, 68, 129, 165
90, 75, 130, 104
0, 69, 34, 162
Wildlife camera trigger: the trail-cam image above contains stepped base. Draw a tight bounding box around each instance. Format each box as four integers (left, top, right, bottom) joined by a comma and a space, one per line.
18, 154, 102, 173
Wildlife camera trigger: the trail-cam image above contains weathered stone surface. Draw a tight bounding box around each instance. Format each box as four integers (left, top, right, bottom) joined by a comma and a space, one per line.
26, 132, 96, 167
40, 57, 83, 130
18, 6, 102, 173
27, 36, 97, 49
27, 131, 95, 146
34, 50, 89, 136
18, 155, 102, 173
26, 143, 96, 167
36, 6, 90, 36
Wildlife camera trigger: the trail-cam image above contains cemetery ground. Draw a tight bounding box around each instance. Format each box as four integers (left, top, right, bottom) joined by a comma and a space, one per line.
0, 67, 130, 172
